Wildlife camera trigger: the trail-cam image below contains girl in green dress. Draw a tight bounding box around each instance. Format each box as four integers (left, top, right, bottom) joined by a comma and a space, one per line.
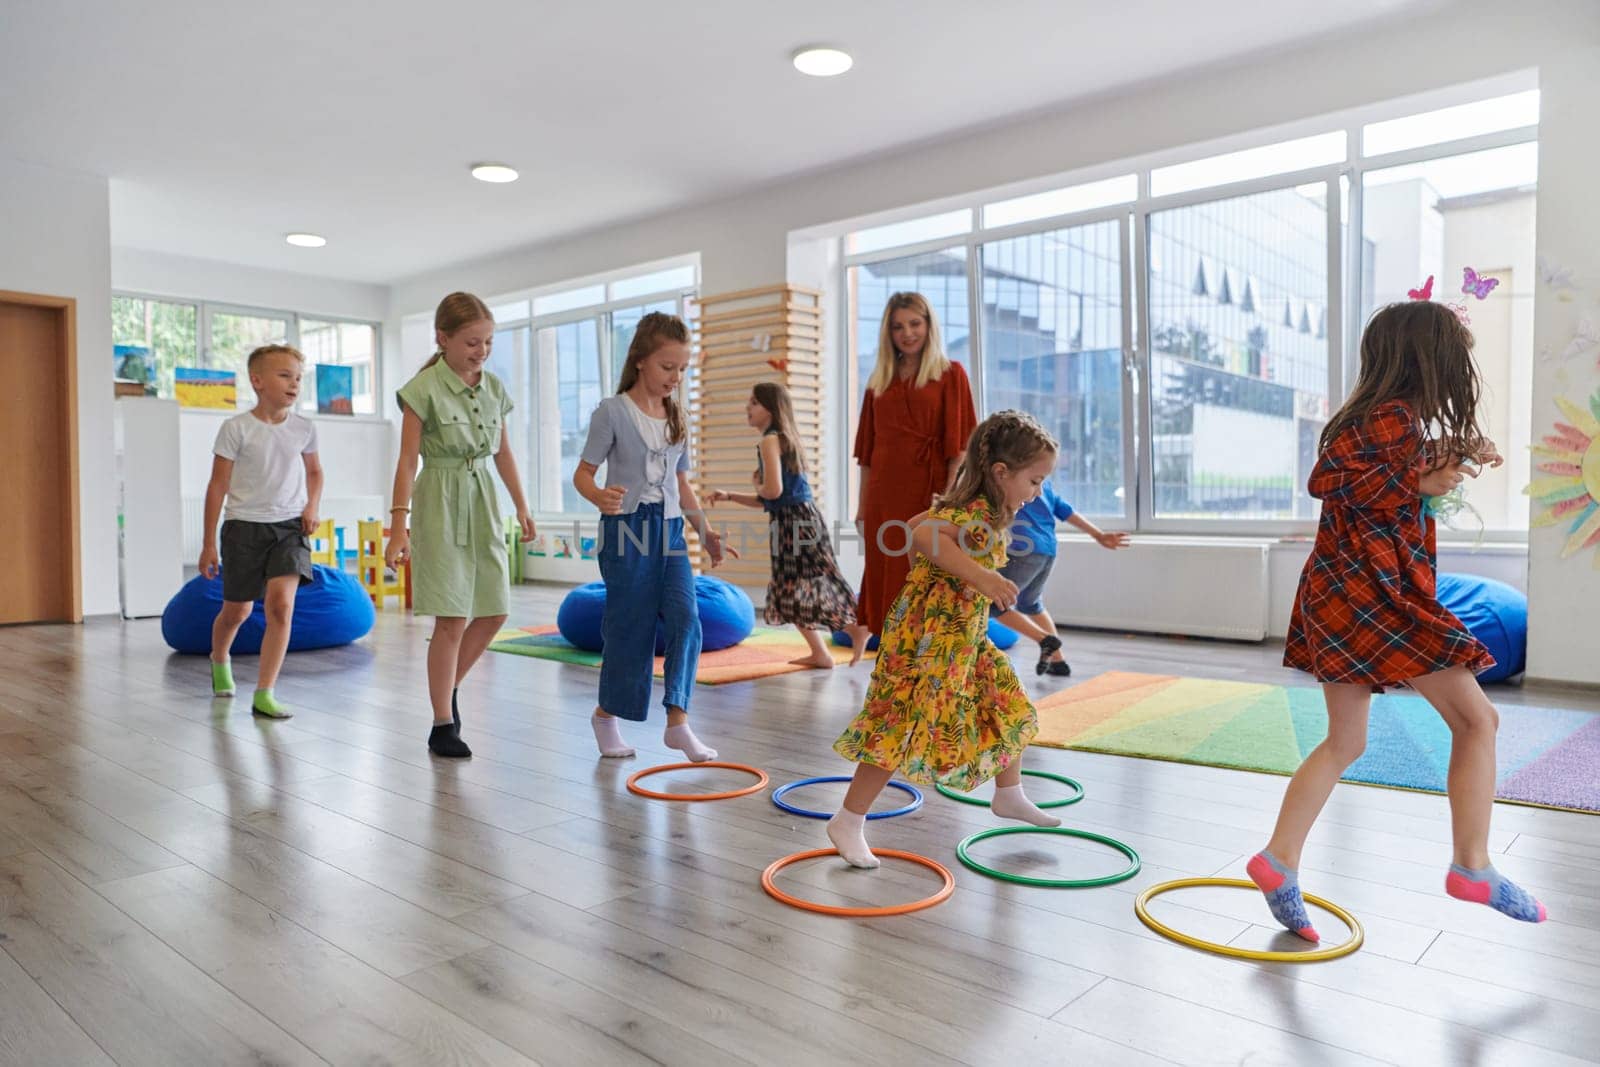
387, 292, 537, 758
828, 410, 1063, 868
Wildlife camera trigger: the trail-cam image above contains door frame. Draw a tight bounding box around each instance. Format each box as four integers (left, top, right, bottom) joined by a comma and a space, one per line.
0, 289, 81, 622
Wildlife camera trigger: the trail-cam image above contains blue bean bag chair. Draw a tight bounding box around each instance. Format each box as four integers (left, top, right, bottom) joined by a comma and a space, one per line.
832, 617, 1020, 651
556, 576, 755, 654
1436, 572, 1527, 683
161, 564, 375, 655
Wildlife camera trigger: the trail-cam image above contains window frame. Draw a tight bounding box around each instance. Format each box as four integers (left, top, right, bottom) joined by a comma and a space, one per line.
113, 290, 385, 421
484, 267, 699, 523
835, 78, 1539, 541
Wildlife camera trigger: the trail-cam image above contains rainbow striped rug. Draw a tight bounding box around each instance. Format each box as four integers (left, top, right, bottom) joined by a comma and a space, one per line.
1033, 671, 1600, 814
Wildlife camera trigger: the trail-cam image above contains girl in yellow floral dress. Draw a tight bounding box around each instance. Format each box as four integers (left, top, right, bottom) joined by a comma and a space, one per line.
828, 410, 1063, 868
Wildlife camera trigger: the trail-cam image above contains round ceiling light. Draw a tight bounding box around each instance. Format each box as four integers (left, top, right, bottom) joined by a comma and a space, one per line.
470, 163, 520, 183
285, 233, 326, 248
792, 47, 853, 77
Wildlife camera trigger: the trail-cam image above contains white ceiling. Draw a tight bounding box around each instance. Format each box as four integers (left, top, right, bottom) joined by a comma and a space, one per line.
1, 0, 1445, 284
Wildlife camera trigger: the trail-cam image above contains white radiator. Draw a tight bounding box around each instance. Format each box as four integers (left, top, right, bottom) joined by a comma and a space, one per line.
183, 495, 384, 561
1043, 537, 1271, 641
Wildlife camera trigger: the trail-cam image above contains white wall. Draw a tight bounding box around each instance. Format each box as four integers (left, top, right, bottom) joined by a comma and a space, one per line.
1526, 39, 1600, 686
0, 156, 118, 616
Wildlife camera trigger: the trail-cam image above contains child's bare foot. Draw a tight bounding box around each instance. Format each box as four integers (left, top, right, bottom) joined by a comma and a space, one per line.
791, 652, 836, 669
846, 625, 870, 666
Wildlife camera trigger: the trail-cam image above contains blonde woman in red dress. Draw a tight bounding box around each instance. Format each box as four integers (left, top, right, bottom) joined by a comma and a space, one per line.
851, 292, 977, 664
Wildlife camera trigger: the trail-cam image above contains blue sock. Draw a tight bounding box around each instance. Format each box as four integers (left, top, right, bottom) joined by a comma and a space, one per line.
1446, 864, 1547, 923
1246, 850, 1320, 943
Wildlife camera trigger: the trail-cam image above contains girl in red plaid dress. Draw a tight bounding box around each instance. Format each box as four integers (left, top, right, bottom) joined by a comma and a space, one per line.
1250, 301, 1545, 940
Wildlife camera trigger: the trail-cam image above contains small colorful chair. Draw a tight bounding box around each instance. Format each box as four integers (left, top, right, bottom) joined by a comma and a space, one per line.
357, 518, 411, 610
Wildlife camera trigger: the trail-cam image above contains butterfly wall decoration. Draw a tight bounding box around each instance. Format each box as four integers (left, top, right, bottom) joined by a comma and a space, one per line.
1462, 267, 1500, 300
765, 358, 788, 373
1408, 275, 1434, 301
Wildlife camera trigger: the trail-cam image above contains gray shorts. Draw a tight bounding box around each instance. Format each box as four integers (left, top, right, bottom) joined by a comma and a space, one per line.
220, 519, 312, 603
989, 549, 1055, 617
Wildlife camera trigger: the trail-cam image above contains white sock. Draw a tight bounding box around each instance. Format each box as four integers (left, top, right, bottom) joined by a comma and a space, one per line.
826, 809, 879, 868
663, 722, 716, 763
591, 715, 636, 758
991, 784, 1061, 827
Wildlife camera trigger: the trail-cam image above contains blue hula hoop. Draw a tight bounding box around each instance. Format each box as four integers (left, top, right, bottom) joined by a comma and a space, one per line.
771, 776, 923, 820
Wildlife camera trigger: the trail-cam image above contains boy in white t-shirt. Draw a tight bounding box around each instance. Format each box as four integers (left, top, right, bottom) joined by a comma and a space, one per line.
198, 344, 324, 718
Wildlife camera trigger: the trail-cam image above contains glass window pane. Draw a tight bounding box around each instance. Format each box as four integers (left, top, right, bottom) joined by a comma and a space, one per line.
1150, 131, 1346, 198
980, 219, 1127, 517
609, 299, 678, 383
488, 325, 528, 515
1146, 185, 1330, 520
846, 208, 972, 256
982, 174, 1137, 230
299, 319, 378, 415
1362, 89, 1539, 157
609, 265, 696, 302
1361, 150, 1536, 531
535, 319, 604, 513
534, 284, 607, 317
848, 247, 970, 403
111, 296, 196, 399
490, 298, 530, 322
209, 311, 290, 409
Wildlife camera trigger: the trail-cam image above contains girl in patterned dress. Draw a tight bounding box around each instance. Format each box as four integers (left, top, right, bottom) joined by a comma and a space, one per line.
1253, 300, 1545, 939
826, 411, 1064, 868
708, 383, 867, 669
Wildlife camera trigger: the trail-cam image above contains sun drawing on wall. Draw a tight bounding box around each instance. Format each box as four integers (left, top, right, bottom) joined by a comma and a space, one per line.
1526, 385, 1600, 568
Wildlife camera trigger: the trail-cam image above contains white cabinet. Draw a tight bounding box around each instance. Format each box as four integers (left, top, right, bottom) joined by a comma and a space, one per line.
115, 397, 183, 618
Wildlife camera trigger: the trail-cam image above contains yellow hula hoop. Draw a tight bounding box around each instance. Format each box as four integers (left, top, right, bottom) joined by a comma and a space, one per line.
1134, 877, 1364, 963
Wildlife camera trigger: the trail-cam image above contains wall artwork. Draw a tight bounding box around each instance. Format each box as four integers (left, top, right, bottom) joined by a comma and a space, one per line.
1526, 385, 1600, 568
174, 366, 237, 409
316, 364, 354, 415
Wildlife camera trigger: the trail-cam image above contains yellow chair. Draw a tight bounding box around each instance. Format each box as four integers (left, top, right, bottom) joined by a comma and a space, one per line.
357, 518, 410, 610
308, 518, 338, 567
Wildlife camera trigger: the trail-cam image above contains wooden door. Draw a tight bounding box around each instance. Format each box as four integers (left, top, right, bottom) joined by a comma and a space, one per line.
0, 291, 80, 623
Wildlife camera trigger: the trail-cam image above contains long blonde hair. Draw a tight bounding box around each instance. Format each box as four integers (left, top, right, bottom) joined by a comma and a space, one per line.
751, 381, 807, 474
865, 291, 951, 395
938, 410, 1058, 531
617, 311, 689, 445
423, 292, 494, 370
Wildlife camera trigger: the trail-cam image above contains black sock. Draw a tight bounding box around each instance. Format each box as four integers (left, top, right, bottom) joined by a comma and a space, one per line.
429, 722, 472, 758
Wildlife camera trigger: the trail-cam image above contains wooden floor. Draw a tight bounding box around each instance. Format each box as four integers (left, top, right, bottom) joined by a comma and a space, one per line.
2, 583, 1598, 1066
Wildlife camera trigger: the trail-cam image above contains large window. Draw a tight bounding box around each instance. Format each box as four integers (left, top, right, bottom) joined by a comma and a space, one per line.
110, 294, 381, 414
839, 82, 1538, 536
980, 218, 1127, 516
1361, 142, 1538, 531
1147, 185, 1330, 521
300, 319, 379, 414
484, 262, 698, 516
111, 296, 196, 399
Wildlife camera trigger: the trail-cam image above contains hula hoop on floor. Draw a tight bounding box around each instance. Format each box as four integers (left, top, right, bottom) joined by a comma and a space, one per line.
955, 825, 1140, 888
771, 776, 923, 820
761, 848, 955, 917
626, 761, 770, 802
934, 768, 1084, 809
1134, 877, 1364, 962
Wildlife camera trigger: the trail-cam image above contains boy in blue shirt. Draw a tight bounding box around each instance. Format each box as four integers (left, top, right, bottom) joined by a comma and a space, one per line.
991, 478, 1128, 676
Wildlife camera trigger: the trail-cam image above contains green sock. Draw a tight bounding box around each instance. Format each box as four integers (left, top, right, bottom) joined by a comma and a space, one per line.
251, 688, 291, 719
211, 660, 235, 696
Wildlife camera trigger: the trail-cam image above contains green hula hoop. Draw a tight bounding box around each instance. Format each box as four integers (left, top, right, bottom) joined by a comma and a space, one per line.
956, 825, 1141, 888
935, 768, 1084, 809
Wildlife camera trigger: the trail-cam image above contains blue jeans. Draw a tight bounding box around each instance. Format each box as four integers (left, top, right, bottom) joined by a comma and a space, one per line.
988, 550, 1055, 617
597, 504, 700, 721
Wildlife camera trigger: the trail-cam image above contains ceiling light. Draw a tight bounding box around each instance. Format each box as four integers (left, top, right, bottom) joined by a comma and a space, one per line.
285, 233, 326, 248
470, 163, 519, 183
792, 47, 852, 77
